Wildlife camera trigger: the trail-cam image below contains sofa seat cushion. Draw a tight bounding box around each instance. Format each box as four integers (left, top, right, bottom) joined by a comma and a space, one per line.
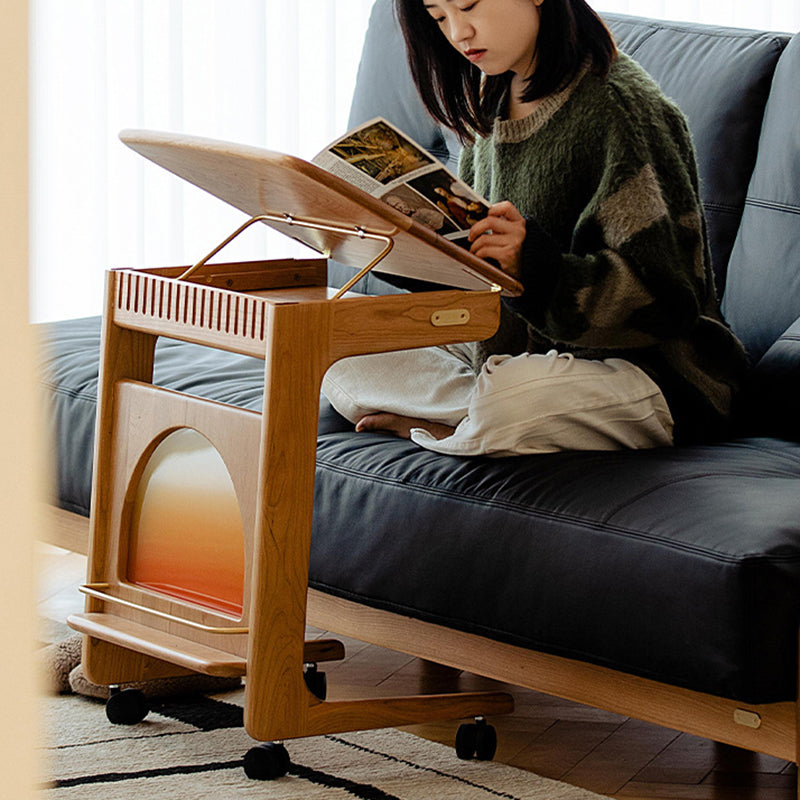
311, 432, 800, 705
40, 317, 800, 704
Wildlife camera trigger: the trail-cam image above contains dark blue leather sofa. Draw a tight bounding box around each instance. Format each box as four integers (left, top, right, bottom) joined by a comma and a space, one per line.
41, 1, 800, 768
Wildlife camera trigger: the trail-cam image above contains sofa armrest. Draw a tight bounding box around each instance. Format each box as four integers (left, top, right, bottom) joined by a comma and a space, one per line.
738, 315, 800, 440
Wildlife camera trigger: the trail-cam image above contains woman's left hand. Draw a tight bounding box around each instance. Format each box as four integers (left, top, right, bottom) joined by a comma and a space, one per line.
468, 201, 526, 280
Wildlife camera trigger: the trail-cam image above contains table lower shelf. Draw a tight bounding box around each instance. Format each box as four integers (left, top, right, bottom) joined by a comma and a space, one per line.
68, 612, 345, 678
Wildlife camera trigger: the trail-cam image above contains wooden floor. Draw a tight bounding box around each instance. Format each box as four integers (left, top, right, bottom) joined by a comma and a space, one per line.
38, 543, 797, 800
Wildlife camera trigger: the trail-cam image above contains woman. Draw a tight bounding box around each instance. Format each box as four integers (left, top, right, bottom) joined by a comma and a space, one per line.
322, 0, 746, 454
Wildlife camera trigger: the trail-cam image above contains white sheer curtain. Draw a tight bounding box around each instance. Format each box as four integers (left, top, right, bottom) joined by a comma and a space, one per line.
29, 0, 799, 322
30, 0, 374, 322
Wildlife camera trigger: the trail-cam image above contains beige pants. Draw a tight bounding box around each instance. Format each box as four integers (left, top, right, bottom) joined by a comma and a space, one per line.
322, 346, 674, 456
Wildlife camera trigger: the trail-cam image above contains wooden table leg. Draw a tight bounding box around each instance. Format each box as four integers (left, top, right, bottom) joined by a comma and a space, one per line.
244, 301, 514, 742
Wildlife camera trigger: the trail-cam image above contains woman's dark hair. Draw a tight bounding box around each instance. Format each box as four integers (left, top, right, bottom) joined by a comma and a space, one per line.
394, 0, 617, 141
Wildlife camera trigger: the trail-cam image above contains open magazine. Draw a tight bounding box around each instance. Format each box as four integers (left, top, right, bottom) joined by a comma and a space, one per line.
312, 117, 489, 247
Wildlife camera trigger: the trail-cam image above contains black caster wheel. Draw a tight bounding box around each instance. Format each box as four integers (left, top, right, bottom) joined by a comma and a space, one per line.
105, 687, 149, 725
474, 719, 498, 760
455, 717, 497, 761
243, 742, 291, 780
303, 664, 327, 700
455, 721, 478, 759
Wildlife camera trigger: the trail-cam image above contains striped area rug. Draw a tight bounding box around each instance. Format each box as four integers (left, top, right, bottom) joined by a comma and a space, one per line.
40, 688, 610, 799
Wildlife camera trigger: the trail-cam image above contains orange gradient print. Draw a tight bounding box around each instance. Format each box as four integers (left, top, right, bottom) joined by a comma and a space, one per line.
127, 429, 245, 616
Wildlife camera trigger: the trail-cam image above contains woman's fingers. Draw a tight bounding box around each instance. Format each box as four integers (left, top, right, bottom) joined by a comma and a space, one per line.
468, 202, 526, 277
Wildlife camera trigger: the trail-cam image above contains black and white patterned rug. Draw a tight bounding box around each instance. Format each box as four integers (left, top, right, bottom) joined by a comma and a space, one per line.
40, 688, 609, 799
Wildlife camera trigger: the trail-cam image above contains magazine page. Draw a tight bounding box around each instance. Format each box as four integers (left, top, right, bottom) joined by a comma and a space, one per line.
312, 117, 489, 245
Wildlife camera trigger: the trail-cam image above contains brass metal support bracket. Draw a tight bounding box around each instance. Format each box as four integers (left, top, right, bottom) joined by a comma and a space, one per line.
79, 583, 248, 634
177, 212, 394, 299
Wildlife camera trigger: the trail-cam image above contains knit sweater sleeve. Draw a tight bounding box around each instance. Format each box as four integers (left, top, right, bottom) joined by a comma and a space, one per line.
505, 88, 714, 352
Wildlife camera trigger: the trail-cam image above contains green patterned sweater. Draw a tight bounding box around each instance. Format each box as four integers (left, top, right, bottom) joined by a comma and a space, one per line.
459, 54, 746, 442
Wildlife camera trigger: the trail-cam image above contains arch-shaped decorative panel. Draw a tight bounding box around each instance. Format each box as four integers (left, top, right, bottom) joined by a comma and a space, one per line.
127, 428, 245, 616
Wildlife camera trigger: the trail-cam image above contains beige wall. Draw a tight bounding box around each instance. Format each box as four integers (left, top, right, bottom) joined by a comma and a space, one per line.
0, 0, 42, 795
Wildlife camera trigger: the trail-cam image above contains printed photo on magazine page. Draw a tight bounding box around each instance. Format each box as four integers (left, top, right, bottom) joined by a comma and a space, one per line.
312, 117, 489, 245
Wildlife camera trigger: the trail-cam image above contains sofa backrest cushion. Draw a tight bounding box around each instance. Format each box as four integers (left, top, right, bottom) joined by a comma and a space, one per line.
721, 33, 800, 361
738, 314, 800, 440
348, 0, 461, 175
603, 15, 789, 296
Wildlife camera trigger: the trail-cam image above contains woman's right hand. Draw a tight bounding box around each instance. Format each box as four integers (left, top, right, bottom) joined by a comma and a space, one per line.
468, 201, 526, 279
